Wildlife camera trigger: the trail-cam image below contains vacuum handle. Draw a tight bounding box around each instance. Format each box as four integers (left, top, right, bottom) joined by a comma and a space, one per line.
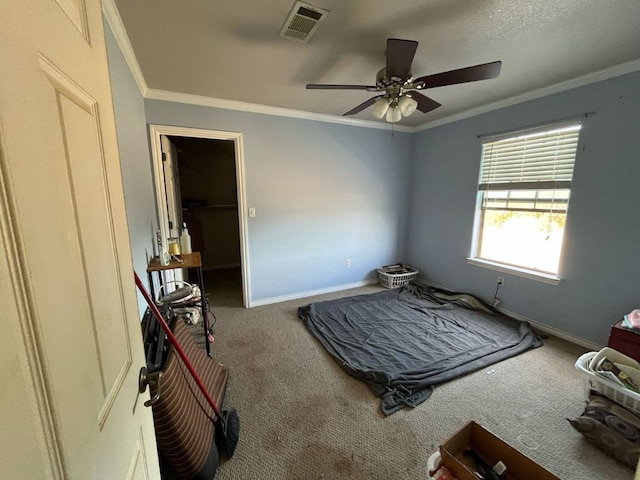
135, 272, 222, 419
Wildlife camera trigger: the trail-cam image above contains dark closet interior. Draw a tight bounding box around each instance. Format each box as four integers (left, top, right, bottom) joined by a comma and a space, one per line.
169, 136, 243, 307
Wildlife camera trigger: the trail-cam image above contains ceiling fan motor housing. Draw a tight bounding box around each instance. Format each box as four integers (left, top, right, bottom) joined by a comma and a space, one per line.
376, 68, 413, 89
376, 68, 412, 105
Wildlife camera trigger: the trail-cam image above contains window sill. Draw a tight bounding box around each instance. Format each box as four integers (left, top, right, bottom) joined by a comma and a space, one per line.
466, 258, 561, 285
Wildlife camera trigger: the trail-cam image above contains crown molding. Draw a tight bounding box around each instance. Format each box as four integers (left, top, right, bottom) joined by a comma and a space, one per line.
101, 0, 639, 135
164, 56, 638, 133
100, 0, 411, 133
102, 0, 148, 96
414, 58, 640, 132
144, 88, 414, 132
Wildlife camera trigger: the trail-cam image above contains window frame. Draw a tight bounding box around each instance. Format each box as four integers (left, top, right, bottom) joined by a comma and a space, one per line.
468, 120, 582, 284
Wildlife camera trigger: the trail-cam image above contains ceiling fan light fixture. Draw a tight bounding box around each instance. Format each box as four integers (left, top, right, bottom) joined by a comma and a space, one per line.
385, 106, 402, 123
398, 95, 418, 117
372, 97, 390, 118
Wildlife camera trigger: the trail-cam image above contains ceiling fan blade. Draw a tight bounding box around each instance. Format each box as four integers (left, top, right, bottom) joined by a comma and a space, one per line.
306, 83, 377, 90
414, 61, 502, 88
407, 91, 441, 113
386, 38, 418, 79
343, 95, 384, 116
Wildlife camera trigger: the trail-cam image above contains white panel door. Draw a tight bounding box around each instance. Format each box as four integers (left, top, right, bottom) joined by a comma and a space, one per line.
160, 135, 183, 283
160, 135, 183, 239
0, 0, 160, 478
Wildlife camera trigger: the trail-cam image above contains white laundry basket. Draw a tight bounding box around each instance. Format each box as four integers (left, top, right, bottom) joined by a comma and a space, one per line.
376, 264, 419, 288
575, 351, 640, 414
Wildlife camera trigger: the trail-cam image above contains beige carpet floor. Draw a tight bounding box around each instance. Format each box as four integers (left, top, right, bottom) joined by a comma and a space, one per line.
193, 270, 631, 479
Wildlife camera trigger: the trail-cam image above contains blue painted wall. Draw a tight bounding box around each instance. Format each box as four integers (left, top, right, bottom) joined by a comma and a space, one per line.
144, 100, 413, 302
407, 71, 640, 345
104, 21, 158, 316
105, 15, 638, 343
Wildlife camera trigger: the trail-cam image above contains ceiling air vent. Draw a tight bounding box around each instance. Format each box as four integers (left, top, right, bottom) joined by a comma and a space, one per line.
279, 1, 329, 42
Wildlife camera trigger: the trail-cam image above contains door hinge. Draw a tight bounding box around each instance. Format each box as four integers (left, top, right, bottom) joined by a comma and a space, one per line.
162, 152, 167, 162
168, 220, 173, 230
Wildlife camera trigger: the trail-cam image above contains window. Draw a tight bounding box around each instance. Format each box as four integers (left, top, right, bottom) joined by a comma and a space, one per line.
470, 121, 581, 279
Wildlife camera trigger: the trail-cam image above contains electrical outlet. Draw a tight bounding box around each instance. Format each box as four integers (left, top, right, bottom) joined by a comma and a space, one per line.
346, 259, 351, 268
498, 277, 505, 286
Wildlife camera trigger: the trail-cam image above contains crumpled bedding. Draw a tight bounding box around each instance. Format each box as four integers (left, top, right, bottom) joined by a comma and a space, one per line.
298, 284, 542, 415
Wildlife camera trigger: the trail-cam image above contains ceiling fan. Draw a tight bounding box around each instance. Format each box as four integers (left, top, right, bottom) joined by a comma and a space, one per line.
306, 38, 502, 123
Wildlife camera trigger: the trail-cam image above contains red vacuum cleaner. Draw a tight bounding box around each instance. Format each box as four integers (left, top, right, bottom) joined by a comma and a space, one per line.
134, 272, 239, 458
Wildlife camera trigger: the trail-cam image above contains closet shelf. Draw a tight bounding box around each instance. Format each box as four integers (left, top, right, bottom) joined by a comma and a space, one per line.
183, 204, 237, 211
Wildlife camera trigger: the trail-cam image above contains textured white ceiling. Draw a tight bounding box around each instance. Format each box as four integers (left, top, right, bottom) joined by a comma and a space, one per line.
114, 0, 640, 127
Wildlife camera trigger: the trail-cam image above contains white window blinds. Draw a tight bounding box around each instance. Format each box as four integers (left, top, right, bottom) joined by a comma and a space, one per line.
479, 122, 581, 191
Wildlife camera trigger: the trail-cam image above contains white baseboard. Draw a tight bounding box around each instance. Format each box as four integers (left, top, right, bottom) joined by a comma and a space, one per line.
415, 276, 602, 351
496, 307, 602, 351
250, 278, 379, 307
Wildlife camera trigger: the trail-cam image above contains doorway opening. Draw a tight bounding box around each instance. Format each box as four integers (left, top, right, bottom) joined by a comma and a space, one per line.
149, 125, 249, 308
170, 136, 242, 306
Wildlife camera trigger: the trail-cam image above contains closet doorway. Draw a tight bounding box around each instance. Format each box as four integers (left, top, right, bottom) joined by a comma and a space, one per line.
149, 125, 249, 307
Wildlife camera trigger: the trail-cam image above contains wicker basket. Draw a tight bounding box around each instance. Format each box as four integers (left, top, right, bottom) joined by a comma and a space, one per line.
377, 264, 419, 289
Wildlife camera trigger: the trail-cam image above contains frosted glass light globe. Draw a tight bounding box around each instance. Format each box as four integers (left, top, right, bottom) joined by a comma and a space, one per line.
398, 95, 418, 116
371, 97, 390, 118
386, 106, 402, 123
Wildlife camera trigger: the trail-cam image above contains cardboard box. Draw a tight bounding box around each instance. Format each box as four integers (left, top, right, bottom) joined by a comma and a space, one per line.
439, 422, 559, 480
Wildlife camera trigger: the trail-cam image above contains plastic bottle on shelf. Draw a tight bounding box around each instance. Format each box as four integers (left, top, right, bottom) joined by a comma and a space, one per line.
180, 222, 192, 254
156, 228, 170, 266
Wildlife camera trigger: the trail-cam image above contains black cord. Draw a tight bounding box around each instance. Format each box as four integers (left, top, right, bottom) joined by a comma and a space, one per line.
206, 300, 217, 331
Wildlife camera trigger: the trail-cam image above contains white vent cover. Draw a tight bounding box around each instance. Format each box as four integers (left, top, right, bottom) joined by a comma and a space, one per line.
279, 1, 329, 42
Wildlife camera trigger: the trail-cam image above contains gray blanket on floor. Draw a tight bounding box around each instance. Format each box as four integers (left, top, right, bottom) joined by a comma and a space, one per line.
297, 284, 542, 415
